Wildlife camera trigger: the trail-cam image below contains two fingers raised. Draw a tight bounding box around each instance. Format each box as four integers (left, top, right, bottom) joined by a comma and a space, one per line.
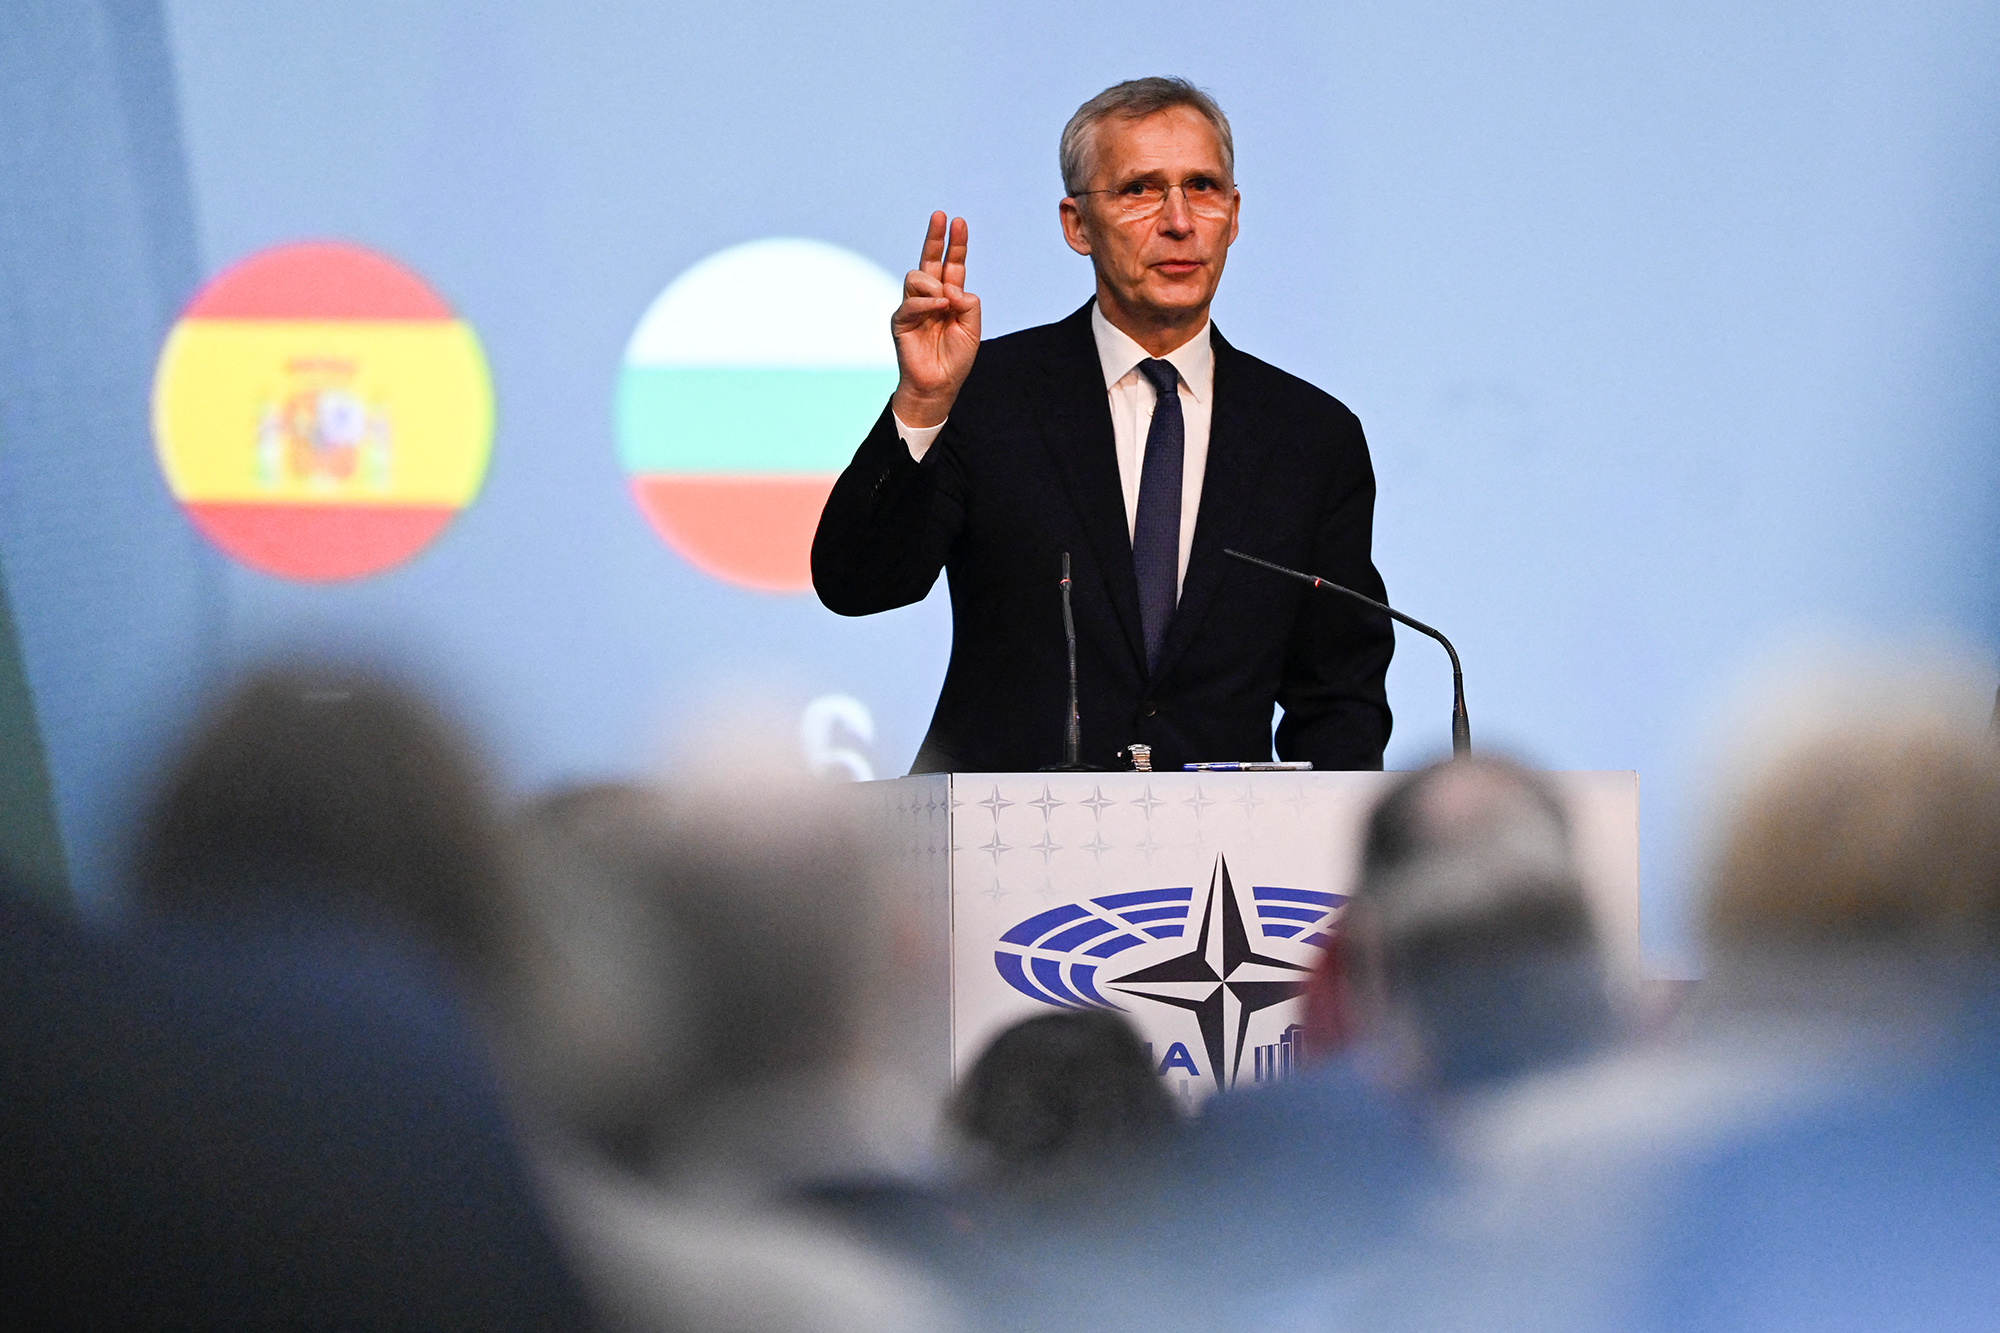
897, 212, 973, 329
916, 211, 968, 290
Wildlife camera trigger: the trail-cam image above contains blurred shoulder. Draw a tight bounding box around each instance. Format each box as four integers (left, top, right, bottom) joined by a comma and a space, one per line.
537, 1155, 965, 1333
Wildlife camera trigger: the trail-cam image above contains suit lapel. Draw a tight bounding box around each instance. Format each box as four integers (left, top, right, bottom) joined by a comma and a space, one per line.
1153, 325, 1282, 681
1033, 303, 1146, 668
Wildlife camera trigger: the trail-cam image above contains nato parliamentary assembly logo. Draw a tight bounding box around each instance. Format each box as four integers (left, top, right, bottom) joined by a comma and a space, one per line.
615, 238, 900, 593
995, 857, 1343, 1092
151, 242, 493, 581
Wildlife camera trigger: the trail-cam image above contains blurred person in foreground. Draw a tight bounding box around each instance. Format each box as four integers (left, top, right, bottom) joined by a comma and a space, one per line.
2, 666, 590, 1328
131, 662, 512, 971
802, 1010, 1183, 1333
494, 777, 960, 1333
1172, 754, 1622, 1329
1354, 654, 2000, 1333
1330, 753, 1619, 1096
951, 1009, 1180, 1191
1623, 657, 2000, 1332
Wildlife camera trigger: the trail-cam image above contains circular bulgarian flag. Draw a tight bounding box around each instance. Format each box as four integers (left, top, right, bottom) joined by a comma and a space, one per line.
616, 238, 900, 593
151, 241, 493, 581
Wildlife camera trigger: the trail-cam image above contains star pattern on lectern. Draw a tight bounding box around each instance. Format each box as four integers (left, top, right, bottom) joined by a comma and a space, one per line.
1282, 779, 1312, 816
1104, 856, 1308, 1094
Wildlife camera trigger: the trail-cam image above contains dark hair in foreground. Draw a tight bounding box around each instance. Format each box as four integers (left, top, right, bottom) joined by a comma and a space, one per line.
131, 665, 507, 965
953, 1010, 1178, 1169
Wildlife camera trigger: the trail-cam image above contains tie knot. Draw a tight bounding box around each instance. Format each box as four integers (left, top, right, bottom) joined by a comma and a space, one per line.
1138, 358, 1179, 397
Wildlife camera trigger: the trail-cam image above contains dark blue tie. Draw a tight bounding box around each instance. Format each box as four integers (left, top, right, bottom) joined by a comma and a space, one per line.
1132, 358, 1183, 674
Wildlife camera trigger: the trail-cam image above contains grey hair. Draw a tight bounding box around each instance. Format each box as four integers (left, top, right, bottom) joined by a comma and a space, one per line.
1058, 76, 1235, 197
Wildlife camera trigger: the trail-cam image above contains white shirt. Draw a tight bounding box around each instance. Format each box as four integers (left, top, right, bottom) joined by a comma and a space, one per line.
894, 302, 1214, 600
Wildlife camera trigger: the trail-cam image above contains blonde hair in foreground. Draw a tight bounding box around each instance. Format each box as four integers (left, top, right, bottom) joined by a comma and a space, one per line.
1705, 660, 2000, 956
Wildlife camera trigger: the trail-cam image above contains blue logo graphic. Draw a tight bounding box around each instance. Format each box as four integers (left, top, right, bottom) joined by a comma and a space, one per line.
993, 857, 1345, 1091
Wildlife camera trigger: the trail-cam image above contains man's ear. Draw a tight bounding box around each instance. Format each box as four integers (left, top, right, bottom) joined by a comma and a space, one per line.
1058, 198, 1094, 257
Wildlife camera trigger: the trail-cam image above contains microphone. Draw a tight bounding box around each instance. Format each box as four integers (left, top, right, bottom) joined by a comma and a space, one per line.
1224, 549, 1471, 757
1042, 551, 1101, 771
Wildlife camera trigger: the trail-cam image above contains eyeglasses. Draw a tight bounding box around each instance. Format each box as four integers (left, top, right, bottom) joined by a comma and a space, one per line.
1072, 176, 1237, 221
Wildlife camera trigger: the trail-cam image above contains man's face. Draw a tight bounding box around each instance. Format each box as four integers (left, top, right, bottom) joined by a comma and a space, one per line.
1060, 106, 1241, 334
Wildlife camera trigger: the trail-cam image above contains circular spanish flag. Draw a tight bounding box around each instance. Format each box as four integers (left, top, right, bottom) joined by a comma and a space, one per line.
616, 238, 899, 593
152, 242, 494, 581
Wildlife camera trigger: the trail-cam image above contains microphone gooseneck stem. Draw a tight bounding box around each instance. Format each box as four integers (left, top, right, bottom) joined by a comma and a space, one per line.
1061, 551, 1081, 768
1224, 548, 1471, 757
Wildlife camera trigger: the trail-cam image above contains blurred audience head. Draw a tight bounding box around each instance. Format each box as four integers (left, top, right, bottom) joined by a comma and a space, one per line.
951, 1010, 1177, 1177
1701, 653, 2000, 976
131, 663, 508, 967
1335, 755, 1615, 1093
499, 769, 888, 1181
499, 783, 690, 1168
1359, 752, 1572, 884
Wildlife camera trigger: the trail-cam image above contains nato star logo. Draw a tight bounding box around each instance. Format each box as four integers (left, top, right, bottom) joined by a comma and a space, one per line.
1108, 861, 1311, 1094
993, 857, 1344, 1092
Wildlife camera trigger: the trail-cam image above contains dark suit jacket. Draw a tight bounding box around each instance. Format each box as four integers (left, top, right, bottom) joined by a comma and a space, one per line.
812, 301, 1393, 773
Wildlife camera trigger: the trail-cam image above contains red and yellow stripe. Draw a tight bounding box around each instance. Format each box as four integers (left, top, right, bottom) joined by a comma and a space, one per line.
151, 242, 492, 582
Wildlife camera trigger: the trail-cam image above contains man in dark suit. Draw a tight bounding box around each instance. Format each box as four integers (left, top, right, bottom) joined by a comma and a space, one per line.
814, 76, 1393, 774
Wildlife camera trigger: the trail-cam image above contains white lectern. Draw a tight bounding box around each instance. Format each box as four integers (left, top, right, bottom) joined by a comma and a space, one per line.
853, 770, 1638, 1114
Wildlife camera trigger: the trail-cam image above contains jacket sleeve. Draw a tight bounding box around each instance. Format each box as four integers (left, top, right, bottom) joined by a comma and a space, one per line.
810, 403, 971, 616
1273, 410, 1395, 769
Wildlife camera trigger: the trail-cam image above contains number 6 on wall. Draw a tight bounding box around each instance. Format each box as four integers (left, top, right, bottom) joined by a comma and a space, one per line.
800, 694, 875, 782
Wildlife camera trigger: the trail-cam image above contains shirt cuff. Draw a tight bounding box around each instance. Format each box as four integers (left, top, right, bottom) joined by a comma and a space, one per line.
893, 412, 946, 462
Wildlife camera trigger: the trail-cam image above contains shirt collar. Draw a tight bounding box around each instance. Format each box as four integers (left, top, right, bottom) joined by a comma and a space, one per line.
1090, 300, 1213, 404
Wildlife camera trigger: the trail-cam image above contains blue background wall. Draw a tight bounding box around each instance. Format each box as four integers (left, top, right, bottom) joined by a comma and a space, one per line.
2, 0, 1995, 971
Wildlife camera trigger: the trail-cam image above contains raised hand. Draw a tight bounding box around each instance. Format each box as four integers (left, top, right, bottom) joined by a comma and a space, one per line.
890, 211, 981, 428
